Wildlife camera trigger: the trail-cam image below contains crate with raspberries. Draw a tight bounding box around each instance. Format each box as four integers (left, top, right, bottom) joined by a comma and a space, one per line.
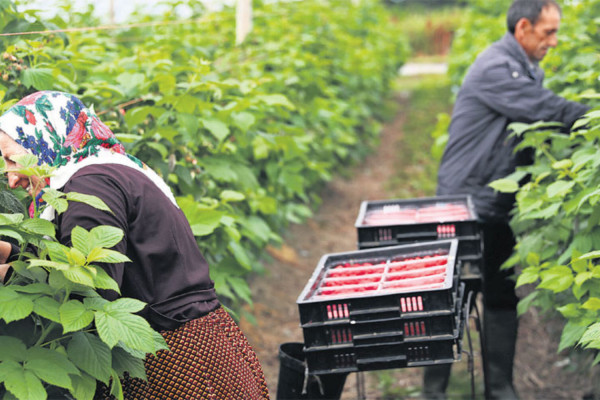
296, 240, 465, 374
354, 195, 482, 281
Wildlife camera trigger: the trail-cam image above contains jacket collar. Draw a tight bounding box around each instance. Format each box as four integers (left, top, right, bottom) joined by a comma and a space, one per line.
500, 32, 540, 79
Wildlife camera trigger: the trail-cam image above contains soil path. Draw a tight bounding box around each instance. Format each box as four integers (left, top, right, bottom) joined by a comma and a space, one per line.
239, 88, 593, 399
240, 90, 412, 399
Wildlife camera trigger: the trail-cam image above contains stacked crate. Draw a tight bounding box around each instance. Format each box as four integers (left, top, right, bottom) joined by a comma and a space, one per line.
297, 240, 464, 375
354, 194, 482, 285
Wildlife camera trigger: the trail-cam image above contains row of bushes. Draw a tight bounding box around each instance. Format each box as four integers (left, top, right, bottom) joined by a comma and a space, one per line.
0, 1, 410, 398
0, 0, 409, 308
433, 0, 600, 368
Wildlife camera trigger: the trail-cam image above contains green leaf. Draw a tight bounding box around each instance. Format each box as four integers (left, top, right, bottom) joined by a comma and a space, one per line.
67, 332, 112, 384
256, 94, 295, 109
582, 297, 600, 311
94, 309, 154, 351
62, 266, 96, 287
69, 248, 87, 266
111, 346, 147, 380
46, 197, 69, 214
90, 226, 124, 249
228, 240, 252, 270
546, 180, 575, 198
538, 265, 573, 293
522, 203, 561, 220
227, 276, 253, 305
20, 218, 56, 238
66, 192, 112, 213
516, 291, 537, 316
231, 111, 256, 132
0, 190, 26, 214
220, 190, 245, 202
515, 266, 540, 288
28, 259, 71, 270
33, 296, 61, 323
71, 226, 91, 255
525, 252, 540, 267
44, 241, 70, 263
103, 298, 146, 314
489, 178, 519, 193
200, 157, 238, 182
114, 133, 141, 143
574, 271, 593, 286
116, 72, 146, 95
42, 188, 68, 214
87, 248, 130, 264
25, 348, 75, 390
556, 303, 581, 318
558, 321, 588, 352
571, 249, 588, 274
0, 360, 47, 400
551, 159, 573, 170
580, 322, 600, 349
201, 118, 230, 142
146, 141, 169, 158
0, 213, 24, 224
59, 300, 94, 333
575, 250, 600, 262
21, 67, 54, 90
69, 372, 96, 400
93, 267, 121, 293
109, 370, 124, 399
83, 297, 110, 311
0, 228, 23, 242
184, 208, 224, 237
0, 287, 34, 323
12, 283, 54, 296
0, 336, 27, 362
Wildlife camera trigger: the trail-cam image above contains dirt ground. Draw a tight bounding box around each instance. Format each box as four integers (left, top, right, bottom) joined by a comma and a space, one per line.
239, 91, 594, 400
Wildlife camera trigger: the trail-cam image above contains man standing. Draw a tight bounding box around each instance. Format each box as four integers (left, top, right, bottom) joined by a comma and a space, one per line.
424, 0, 590, 399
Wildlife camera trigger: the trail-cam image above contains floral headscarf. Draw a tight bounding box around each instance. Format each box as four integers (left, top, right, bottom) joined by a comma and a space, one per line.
0, 91, 177, 219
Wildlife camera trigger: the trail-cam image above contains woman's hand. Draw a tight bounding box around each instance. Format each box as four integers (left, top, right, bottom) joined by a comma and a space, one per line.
0, 241, 11, 264
0, 263, 10, 281
0, 241, 13, 281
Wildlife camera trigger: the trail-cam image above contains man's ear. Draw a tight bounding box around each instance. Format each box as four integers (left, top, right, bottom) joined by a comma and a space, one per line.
514, 17, 533, 41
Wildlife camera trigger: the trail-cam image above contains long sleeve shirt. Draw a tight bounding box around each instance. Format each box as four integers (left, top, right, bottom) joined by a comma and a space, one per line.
56, 164, 219, 331
437, 32, 589, 222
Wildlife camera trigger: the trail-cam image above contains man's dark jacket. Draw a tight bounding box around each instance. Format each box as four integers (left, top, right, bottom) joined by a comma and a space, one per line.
437, 32, 589, 222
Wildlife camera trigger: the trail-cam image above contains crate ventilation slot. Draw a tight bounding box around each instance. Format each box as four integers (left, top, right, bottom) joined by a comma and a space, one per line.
400, 295, 424, 312
404, 321, 427, 337
326, 303, 350, 320
437, 224, 456, 238
330, 327, 353, 344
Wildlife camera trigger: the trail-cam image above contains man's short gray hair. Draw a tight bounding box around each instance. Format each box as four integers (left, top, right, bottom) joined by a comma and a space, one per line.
507, 0, 561, 34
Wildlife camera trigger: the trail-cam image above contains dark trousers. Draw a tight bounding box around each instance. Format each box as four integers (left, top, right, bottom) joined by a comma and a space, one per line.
423, 221, 519, 399
480, 221, 518, 311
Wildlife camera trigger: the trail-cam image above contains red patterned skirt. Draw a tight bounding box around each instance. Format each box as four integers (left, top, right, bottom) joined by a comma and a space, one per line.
97, 307, 270, 400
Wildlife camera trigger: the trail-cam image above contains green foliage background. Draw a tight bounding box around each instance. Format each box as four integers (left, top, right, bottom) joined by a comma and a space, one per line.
432, 0, 600, 366
0, 1, 409, 398
0, 0, 409, 308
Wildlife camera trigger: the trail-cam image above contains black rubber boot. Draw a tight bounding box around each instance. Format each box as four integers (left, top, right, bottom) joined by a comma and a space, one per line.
482, 308, 519, 400
422, 363, 451, 400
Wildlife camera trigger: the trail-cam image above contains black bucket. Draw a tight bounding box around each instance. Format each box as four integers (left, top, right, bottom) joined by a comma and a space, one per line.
276, 342, 347, 400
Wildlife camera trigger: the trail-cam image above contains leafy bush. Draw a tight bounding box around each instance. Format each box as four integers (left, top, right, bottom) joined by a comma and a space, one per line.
0, 155, 167, 400
0, 0, 409, 309
482, 0, 600, 361
0, 1, 409, 398
435, 0, 600, 364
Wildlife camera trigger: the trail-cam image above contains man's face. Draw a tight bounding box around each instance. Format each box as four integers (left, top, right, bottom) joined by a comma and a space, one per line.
516, 5, 561, 62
